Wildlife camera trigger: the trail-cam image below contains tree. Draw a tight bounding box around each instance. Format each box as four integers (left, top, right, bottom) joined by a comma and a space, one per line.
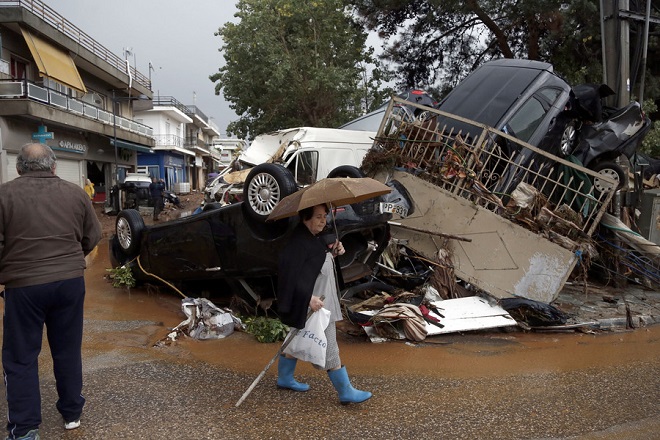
351, 0, 660, 155
350, 0, 606, 91
210, 0, 389, 140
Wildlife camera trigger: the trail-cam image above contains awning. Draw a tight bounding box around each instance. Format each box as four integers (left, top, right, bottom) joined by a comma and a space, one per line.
110, 139, 154, 154
20, 27, 87, 93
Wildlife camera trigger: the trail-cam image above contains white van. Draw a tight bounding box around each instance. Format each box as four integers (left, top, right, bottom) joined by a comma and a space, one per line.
204, 127, 376, 218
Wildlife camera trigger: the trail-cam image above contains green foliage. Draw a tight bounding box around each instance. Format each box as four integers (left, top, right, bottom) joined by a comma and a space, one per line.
106, 266, 136, 289
641, 99, 660, 158
243, 316, 289, 343
351, 0, 657, 102
211, 0, 386, 139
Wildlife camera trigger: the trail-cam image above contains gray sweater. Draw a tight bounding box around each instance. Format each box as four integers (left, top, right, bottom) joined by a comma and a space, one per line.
0, 171, 102, 288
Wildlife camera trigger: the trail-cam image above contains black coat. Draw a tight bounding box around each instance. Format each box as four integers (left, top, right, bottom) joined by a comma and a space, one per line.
277, 223, 328, 329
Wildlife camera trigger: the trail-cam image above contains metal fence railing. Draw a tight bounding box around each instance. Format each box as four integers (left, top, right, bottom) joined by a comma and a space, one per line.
0, 79, 153, 137
366, 97, 617, 241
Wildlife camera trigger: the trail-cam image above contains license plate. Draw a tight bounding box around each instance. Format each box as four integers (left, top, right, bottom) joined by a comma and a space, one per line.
380, 202, 408, 217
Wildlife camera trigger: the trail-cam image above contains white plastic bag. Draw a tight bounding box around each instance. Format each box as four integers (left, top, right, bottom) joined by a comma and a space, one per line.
283, 308, 331, 368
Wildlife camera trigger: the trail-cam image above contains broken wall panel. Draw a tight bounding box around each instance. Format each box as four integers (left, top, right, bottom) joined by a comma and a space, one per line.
387, 171, 577, 303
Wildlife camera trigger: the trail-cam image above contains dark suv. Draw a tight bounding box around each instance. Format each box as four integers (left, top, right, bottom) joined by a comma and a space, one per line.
436, 58, 651, 192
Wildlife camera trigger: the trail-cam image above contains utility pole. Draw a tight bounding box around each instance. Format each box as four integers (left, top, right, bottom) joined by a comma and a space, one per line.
601, 0, 630, 107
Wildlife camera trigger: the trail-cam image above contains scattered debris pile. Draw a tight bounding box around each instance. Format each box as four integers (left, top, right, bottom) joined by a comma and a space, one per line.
155, 298, 243, 346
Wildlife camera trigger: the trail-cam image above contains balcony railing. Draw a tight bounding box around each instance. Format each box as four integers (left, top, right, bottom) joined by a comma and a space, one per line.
0, 0, 151, 90
153, 95, 191, 116
0, 79, 153, 137
154, 134, 185, 148
184, 137, 209, 150
186, 105, 209, 124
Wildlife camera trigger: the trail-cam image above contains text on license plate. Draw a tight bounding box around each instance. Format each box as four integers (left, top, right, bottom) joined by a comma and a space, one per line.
380, 202, 408, 217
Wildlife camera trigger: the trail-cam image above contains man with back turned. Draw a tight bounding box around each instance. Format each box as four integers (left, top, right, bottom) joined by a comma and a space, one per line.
0, 143, 102, 439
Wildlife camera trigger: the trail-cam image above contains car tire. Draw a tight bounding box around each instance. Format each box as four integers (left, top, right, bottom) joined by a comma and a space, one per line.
327, 165, 365, 179
115, 209, 145, 257
243, 163, 297, 221
592, 161, 626, 194
559, 120, 579, 157
340, 281, 398, 300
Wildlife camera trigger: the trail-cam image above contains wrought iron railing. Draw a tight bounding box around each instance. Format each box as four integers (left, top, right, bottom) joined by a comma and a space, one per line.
367, 97, 617, 242
0, 78, 153, 137
153, 134, 186, 148
0, 0, 151, 90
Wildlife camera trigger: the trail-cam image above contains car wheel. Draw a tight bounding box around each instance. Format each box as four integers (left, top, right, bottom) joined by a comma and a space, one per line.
327, 165, 365, 179
559, 121, 578, 157
592, 161, 626, 194
243, 163, 297, 221
115, 209, 145, 257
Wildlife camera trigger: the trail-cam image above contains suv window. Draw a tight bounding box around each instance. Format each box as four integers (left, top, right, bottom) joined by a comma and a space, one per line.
507, 96, 547, 142
538, 87, 561, 103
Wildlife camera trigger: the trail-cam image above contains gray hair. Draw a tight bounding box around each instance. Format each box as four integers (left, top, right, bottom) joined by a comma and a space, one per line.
16, 143, 57, 174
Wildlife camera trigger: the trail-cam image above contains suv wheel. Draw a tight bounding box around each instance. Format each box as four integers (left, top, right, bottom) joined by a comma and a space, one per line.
559, 121, 578, 157
592, 161, 626, 194
327, 165, 365, 179
243, 163, 297, 221
116, 209, 145, 257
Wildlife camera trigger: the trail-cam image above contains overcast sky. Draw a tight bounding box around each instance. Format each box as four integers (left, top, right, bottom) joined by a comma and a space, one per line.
44, 0, 239, 136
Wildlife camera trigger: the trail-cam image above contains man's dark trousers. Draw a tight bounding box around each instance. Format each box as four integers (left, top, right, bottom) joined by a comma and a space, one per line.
2, 277, 85, 437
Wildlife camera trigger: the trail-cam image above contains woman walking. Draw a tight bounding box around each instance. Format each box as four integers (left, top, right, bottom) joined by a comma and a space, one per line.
276, 204, 372, 404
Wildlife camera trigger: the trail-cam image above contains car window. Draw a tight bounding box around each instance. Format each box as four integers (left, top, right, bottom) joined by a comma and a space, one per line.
538, 87, 561, 104
506, 96, 547, 142
294, 150, 318, 185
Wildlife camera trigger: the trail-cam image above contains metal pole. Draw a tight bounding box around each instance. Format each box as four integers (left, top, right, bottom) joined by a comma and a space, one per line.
638, 0, 651, 104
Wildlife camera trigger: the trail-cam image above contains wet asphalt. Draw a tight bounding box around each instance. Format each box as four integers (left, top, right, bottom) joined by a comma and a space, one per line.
0, 242, 658, 440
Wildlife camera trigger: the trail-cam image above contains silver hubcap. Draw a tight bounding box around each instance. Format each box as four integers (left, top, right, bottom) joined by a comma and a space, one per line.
116, 217, 132, 250
593, 168, 620, 193
560, 125, 576, 156
247, 173, 280, 215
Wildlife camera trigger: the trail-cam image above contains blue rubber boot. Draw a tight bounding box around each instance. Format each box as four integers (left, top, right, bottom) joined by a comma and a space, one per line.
276, 356, 310, 392
327, 366, 372, 404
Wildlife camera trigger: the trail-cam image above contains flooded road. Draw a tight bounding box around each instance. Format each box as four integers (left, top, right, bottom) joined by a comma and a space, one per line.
1, 240, 658, 439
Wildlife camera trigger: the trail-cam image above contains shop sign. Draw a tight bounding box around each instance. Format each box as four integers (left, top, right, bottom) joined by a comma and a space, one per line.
57, 140, 87, 154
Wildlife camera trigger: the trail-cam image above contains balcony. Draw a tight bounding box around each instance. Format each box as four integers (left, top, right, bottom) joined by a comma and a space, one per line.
153, 95, 191, 116
154, 134, 185, 148
184, 137, 211, 156
0, 0, 151, 90
0, 78, 153, 137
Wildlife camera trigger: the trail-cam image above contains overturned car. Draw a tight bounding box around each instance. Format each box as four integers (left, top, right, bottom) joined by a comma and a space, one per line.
109, 178, 408, 301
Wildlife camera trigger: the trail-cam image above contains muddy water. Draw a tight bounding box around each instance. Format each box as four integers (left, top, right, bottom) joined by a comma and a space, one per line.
83, 240, 660, 380
0, 240, 655, 439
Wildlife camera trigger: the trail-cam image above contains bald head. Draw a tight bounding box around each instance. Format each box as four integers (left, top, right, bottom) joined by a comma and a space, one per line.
16, 142, 57, 175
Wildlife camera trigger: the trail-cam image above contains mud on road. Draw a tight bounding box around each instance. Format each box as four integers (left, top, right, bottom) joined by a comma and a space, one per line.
0, 239, 653, 439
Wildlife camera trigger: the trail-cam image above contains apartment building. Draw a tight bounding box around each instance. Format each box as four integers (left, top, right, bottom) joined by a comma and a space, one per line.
134, 96, 222, 193
0, 0, 154, 201
183, 104, 221, 191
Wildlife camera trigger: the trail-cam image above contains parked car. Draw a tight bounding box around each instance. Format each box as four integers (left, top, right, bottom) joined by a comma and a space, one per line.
106, 173, 181, 215
109, 176, 407, 299
435, 59, 651, 192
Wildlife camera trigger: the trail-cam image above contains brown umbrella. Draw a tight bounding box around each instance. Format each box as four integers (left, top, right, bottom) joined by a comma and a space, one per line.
266, 177, 392, 221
